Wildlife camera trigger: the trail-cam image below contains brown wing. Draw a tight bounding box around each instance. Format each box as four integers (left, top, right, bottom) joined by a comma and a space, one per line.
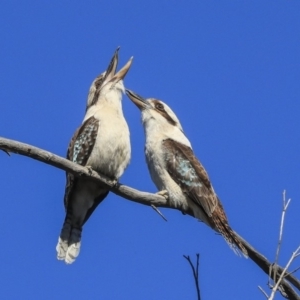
162, 138, 218, 217
63, 116, 99, 209
163, 139, 248, 257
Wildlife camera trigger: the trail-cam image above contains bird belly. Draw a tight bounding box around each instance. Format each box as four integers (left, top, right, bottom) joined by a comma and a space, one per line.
149, 159, 211, 224
146, 144, 211, 225
146, 146, 189, 211
87, 117, 131, 180
165, 175, 190, 210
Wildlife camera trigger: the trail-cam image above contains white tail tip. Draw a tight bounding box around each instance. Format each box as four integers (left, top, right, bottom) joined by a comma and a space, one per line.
56, 237, 68, 260
65, 242, 81, 264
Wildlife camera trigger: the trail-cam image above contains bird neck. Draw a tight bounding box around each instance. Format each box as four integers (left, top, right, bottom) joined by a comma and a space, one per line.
84, 89, 124, 121
144, 118, 191, 148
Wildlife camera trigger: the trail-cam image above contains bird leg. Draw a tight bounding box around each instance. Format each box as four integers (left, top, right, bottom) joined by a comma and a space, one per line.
150, 190, 169, 221
156, 189, 169, 199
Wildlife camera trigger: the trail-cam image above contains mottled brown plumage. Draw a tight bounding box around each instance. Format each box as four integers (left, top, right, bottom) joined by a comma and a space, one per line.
126, 89, 247, 257
64, 116, 99, 209
163, 138, 247, 257
57, 48, 132, 264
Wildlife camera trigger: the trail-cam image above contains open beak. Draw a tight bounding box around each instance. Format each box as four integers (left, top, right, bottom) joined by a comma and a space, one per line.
103, 47, 133, 86
110, 56, 133, 82
126, 89, 150, 110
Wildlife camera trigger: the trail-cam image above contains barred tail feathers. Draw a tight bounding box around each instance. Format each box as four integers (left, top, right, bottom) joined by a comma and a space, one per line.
56, 222, 82, 264
212, 207, 248, 258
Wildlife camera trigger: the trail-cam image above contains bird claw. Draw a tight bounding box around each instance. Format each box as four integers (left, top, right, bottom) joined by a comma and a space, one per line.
156, 190, 169, 199
110, 178, 118, 187
86, 165, 93, 175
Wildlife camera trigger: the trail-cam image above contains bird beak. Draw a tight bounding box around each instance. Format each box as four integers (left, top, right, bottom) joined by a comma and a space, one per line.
126, 89, 150, 110
103, 47, 119, 82
110, 56, 133, 83
102, 47, 133, 86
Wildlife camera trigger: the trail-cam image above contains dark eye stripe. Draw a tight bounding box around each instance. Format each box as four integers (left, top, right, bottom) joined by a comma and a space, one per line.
155, 103, 164, 110
95, 79, 103, 89
153, 100, 177, 126
87, 75, 104, 110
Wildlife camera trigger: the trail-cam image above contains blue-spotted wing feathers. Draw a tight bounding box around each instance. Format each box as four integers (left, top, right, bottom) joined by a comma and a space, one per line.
162, 138, 248, 257
63, 117, 99, 209
163, 138, 217, 217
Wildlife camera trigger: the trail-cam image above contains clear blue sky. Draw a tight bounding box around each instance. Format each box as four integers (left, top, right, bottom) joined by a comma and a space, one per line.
0, 1, 299, 299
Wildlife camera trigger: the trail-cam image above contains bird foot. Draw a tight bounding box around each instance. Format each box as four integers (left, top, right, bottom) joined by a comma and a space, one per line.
86, 165, 94, 175
110, 178, 118, 187
156, 190, 169, 199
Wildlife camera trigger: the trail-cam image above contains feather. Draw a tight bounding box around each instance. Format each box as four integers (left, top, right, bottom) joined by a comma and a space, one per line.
163, 138, 248, 257
63, 116, 99, 209
163, 139, 217, 217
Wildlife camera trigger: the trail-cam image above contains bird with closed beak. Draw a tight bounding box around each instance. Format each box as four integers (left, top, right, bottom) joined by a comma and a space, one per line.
56, 48, 133, 264
126, 89, 247, 257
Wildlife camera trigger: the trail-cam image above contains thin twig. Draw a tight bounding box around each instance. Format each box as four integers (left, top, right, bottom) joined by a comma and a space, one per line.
272, 190, 291, 285
258, 286, 269, 299
235, 231, 300, 299
183, 254, 201, 300
1, 148, 10, 156
151, 204, 167, 221
269, 246, 300, 300
285, 266, 300, 278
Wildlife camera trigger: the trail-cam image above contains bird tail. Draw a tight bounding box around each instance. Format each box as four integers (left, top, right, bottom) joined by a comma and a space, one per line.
56, 222, 82, 264
212, 206, 248, 258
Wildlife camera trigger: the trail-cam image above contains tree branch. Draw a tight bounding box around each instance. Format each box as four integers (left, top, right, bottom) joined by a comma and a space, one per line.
269, 246, 300, 300
183, 254, 201, 300
258, 285, 269, 299
235, 232, 300, 299
0, 136, 299, 299
0, 136, 169, 207
272, 191, 291, 286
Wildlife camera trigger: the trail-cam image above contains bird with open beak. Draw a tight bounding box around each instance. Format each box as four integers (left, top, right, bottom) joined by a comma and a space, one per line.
56, 48, 133, 264
126, 89, 247, 257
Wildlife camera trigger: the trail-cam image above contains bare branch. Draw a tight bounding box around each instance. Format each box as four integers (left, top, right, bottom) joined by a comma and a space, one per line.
254, 191, 299, 299
285, 266, 300, 278
151, 204, 168, 221
258, 286, 269, 299
183, 254, 201, 300
269, 246, 300, 300
1, 148, 10, 156
272, 191, 291, 285
0, 136, 169, 208
0, 136, 299, 299
235, 232, 300, 299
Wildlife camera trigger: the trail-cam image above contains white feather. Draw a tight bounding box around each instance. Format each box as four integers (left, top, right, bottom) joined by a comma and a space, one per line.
141, 100, 210, 226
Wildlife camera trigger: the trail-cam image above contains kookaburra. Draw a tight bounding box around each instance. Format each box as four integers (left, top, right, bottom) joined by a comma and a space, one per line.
56, 48, 133, 264
126, 89, 247, 257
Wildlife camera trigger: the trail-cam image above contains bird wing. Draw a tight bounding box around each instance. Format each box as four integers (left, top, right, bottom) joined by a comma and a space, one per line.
162, 139, 248, 257
63, 116, 99, 209
162, 138, 218, 217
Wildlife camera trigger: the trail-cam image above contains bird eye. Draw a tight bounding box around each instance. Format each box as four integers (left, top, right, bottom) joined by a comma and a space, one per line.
155, 103, 164, 111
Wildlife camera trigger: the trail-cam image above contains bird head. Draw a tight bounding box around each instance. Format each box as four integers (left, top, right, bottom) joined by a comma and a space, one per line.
86, 47, 133, 110
126, 89, 184, 132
